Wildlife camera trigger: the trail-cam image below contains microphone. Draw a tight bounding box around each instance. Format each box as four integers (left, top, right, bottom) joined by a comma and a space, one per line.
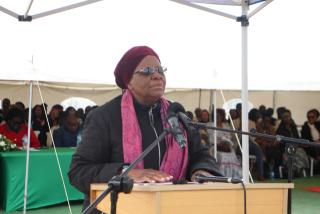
166, 102, 187, 148
195, 174, 243, 184
177, 111, 192, 131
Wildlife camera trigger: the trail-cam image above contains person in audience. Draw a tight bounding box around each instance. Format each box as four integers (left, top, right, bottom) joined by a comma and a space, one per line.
275, 106, 286, 130
66, 106, 77, 115
256, 115, 282, 178
76, 108, 85, 125
194, 107, 202, 122
48, 104, 63, 128
53, 114, 81, 147
14, 101, 26, 122
258, 105, 266, 117
277, 109, 309, 176
265, 107, 276, 127
42, 103, 48, 113
45, 104, 63, 147
232, 103, 242, 130
228, 109, 238, 123
1, 98, 11, 122
248, 108, 266, 181
208, 108, 242, 178
24, 108, 29, 123
59, 106, 77, 128
0, 107, 40, 148
185, 111, 194, 121
15, 101, 25, 111
0, 109, 3, 124
231, 105, 265, 180
301, 109, 320, 161
68, 46, 221, 213
198, 109, 210, 146
32, 104, 49, 147
84, 106, 92, 119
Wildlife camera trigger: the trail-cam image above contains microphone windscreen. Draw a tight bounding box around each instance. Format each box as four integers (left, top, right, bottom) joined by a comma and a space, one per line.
167, 102, 186, 115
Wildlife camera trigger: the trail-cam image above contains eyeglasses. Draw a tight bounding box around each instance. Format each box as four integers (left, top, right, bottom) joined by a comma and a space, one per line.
134, 66, 167, 76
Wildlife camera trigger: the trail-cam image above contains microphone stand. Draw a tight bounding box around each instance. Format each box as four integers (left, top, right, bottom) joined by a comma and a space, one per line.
82, 129, 171, 214
183, 120, 320, 214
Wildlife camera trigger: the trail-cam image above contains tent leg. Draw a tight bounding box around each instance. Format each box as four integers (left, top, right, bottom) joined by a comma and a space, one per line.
23, 81, 33, 214
241, 1, 250, 184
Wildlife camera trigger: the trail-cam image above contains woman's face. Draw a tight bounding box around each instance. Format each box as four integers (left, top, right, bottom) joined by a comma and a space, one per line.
8, 116, 23, 132
50, 108, 59, 119
201, 111, 209, 123
217, 111, 224, 124
283, 112, 292, 125
34, 106, 43, 117
307, 112, 317, 124
128, 55, 166, 105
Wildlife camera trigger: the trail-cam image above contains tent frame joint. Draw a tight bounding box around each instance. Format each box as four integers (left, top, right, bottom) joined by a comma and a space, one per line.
18, 15, 32, 22
236, 15, 249, 26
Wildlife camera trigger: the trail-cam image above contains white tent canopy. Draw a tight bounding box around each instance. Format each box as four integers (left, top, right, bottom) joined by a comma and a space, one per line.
1, 0, 320, 91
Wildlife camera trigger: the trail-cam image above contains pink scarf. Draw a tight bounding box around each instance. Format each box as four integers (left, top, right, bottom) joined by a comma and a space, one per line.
121, 90, 188, 180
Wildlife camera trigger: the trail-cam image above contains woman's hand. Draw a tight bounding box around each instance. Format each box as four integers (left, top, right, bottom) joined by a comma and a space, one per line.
127, 169, 173, 183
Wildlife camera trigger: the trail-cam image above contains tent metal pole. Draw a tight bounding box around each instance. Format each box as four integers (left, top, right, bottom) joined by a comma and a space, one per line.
24, 0, 35, 18
272, 90, 276, 111
241, 0, 250, 184
248, 0, 274, 19
213, 90, 217, 160
198, 89, 202, 107
32, 0, 103, 20
170, 0, 237, 20
169, 0, 274, 184
0, 5, 19, 19
23, 81, 33, 214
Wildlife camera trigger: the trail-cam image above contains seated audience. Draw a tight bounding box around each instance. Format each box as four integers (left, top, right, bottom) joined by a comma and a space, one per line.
228, 109, 237, 124
15, 101, 25, 111
53, 114, 81, 147
198, 109, 210, 146
1, 98, 11, 124
48, 104, 63, 128
256, 115, 282, 178
277, 109, 309, 176
0, 109, 3, 124
301, 109, 320, 162
84, 106, 92, 119
248, 108, 266, 181
208, 108, 242, 178
32, 104, 49, 147
275, 106, 286, 130
76, 108, 85, 125
194, 107, 202, 122
0, 107, 40, 148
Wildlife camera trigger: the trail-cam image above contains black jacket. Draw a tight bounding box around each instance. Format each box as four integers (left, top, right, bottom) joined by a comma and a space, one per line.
301, 121, 320, 158
68, 95, 220, 213
301, 121, 320, 142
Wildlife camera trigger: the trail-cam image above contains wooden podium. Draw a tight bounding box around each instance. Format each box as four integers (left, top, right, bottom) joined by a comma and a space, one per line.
91, 182, 293, 214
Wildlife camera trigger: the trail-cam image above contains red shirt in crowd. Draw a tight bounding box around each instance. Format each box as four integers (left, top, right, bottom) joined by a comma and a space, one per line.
0, 123, 40, 148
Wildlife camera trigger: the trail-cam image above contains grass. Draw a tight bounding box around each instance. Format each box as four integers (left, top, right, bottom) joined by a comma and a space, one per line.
1, 176, 319, 214
291, 176, 320, 214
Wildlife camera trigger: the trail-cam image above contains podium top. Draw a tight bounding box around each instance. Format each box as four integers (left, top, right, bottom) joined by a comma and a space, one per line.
91, 182, 294, 192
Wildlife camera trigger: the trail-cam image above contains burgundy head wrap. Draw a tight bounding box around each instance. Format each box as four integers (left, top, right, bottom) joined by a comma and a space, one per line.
114, 46, 160, 89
